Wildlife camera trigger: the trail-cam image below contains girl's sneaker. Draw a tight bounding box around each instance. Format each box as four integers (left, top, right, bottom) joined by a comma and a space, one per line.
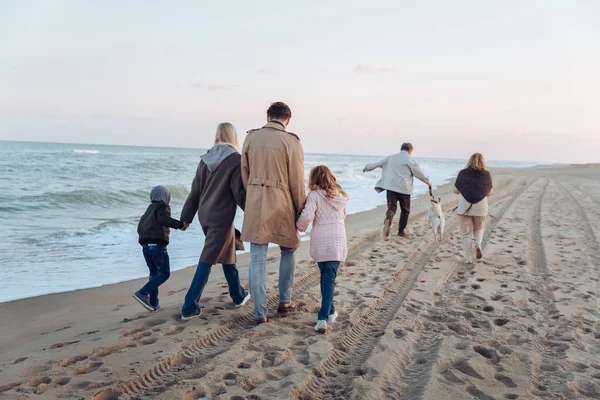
328, 311, 339, 323
236, 293, 252, 308
314, 320, 327, 333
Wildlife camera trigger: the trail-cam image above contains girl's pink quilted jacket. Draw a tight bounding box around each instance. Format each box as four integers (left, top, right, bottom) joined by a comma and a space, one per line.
296, 190, 348, 262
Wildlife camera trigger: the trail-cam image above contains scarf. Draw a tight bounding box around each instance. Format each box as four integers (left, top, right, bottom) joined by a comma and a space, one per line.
455, 168, 493, 205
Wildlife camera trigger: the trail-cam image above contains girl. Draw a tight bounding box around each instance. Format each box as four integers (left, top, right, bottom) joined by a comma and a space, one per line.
179, 123, 251, 320
297, 166, 349, 333
454, 153, 493, 264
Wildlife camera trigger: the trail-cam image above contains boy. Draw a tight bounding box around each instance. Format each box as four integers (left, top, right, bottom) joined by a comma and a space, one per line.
133, 185, 185, 311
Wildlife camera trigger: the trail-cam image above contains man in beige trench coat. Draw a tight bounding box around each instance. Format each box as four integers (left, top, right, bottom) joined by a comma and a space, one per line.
241, 102, 306, 324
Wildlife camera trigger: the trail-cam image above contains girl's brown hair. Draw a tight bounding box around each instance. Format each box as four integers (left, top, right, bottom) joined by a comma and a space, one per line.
309, 166, 348, 199
466, 153, 487, 170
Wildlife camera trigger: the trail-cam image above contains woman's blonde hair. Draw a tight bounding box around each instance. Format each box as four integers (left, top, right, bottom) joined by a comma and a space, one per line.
466, 153, 487, 170
214, 122, 239, 151
309, 166, 348, 199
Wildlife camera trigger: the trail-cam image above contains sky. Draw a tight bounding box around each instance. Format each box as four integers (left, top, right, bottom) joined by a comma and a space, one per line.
0, 0, 598, 163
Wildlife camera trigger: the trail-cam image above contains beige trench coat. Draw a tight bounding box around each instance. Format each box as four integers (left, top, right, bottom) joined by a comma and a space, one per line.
241, 121, 306, 248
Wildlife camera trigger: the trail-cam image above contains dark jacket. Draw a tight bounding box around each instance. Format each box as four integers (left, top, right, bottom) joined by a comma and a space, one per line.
181, 143, 245, 265
138, 202, 184, 246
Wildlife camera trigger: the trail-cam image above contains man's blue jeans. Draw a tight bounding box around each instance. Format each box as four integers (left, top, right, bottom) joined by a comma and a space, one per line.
249, 244, 296, 319
139, 244, 171, 308
182, 261, 247, 316
317, 261, 339, 321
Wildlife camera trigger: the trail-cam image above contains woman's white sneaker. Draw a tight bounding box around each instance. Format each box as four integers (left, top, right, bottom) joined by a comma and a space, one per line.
328, 311, 339, 323
314, 320, 327, 333
237, 293, 251, 308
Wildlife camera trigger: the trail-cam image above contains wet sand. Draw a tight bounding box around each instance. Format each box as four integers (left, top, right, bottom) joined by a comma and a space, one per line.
1, 164, 599, 400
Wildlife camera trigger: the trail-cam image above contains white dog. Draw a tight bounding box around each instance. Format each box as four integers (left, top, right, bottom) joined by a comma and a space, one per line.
428, 198, 445, 242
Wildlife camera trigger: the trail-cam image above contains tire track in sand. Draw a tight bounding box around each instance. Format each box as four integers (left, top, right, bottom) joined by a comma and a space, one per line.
359, 177, 535, 400
289, 179, 527, 400
93, 209, 434, 400
556, 181, 600, 273
527, 178, 572, 399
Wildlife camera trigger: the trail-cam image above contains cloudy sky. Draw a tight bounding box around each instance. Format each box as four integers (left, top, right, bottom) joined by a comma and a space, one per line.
1, 0, 598, 163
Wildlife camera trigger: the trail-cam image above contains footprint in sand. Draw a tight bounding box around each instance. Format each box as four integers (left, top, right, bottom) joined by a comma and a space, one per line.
91, 388, 122, 400
51, 340, 80, 349
121, 318, 167, 336
24, 376, 52, 388
163, 325, 186, 336
68, 360, 104, 375
53, 376, 72, 386
18, 364, 51, 377
495, 373, 518, 388
139, 336, 159, 345
473, 345, 500, 364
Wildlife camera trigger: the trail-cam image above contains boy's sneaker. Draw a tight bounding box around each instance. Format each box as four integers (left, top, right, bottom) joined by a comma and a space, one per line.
181, 309, 202, 321
236, 293, 252, 308
153, 304, 161, 312
133, 291, 154, 311
328, 311, 339, 323
314, 320, 327, 333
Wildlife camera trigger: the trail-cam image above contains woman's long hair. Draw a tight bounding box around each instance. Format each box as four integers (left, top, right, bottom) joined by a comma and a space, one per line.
214, 122, 239, 151
466, 153, 487, 170
309, 165, 348, 199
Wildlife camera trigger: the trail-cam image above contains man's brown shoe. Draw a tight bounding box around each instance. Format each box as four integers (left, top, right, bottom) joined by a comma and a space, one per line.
398, 232, 408, 238
277, 302, 297, 313
256, 317, 269, 325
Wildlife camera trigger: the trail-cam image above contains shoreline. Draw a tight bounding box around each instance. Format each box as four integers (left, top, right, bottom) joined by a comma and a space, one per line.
0, 162, 549, 305
0, 179, 456, 305
0, 181, 454, 307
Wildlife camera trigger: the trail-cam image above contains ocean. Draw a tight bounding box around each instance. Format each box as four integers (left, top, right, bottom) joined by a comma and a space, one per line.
0, 141, 536, 303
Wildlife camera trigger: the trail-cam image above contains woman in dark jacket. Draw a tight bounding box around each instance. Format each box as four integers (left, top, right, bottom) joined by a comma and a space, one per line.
179, 123, 250, 320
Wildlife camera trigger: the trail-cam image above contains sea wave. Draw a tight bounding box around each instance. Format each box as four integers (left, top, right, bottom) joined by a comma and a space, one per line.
73, 149, 100, 154
9, 185, 191, 210
165, 184, 191, 200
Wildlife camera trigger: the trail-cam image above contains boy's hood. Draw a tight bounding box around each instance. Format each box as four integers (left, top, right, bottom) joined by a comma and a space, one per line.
150, 185, 171, 204
315, 189, 348, 210
201, 143, 238, 172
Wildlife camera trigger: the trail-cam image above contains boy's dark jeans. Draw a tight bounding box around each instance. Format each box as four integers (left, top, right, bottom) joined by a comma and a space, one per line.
139, 244, 171, 307
385, 190, 411, 234
317, 261, 340, 321
182, 261, 247, 316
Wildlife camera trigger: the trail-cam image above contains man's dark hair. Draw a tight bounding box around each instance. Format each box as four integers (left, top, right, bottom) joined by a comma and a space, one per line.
267, 102, 292, 121
401, 142, 413, 152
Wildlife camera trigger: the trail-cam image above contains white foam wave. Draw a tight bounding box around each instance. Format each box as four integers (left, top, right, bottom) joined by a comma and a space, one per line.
73, 149, 100, 154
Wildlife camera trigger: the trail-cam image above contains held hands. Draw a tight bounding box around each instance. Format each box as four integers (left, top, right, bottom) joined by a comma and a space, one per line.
181, 222, 191, 231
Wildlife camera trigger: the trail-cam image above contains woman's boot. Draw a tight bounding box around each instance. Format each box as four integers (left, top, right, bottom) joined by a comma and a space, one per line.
474, 229, 484, 259
462, 236, 473, 264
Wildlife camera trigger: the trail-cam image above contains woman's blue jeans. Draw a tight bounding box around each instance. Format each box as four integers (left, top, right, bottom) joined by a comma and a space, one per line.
182, 261, 247, 316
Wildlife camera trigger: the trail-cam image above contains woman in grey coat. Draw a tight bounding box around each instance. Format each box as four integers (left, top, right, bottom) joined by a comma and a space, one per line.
179, 123, 250, 320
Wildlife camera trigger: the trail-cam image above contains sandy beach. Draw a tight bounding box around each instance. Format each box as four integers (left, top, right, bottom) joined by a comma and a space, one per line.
1, 164, 599, 400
